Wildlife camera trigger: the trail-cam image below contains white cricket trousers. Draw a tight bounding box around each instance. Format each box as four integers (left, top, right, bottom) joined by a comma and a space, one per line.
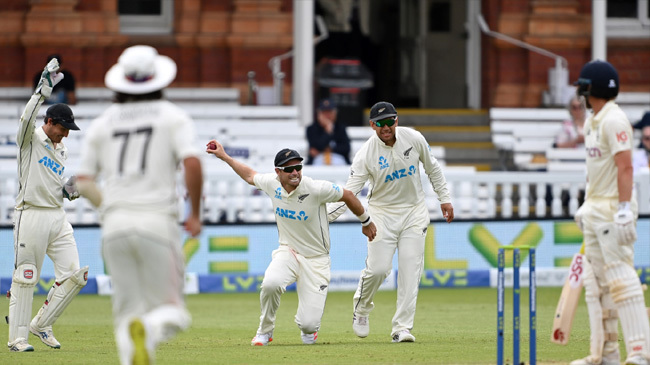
581, 197, 650, 360
353, 203, 429, 337
257, 245, 330, 335
13, 207, 79, 281
102, 210, 190, 365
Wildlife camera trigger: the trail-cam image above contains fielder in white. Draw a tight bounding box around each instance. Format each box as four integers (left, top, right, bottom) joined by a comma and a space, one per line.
571, 60, 649, 365
76, 45, 203, 365
328, 101, 454, 343
7, 58, 88, 352
205, 142, 377, 346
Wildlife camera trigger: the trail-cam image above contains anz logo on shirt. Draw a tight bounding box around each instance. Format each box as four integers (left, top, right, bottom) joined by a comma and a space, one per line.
384, 165, 416, 183
276, 208, 309, 221
378, 156, 389, 170
38, 156, 64, 176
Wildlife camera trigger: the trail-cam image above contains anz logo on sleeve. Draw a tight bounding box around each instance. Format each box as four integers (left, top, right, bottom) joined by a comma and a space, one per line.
275, 208, 309, 221
38, 156, 64, 176
384, 165, 416, 183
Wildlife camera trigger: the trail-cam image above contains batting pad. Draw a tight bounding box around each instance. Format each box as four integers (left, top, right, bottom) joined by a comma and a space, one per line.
8, 264, 38, 342
33, 266, 88, 328
605, 260, 650, 359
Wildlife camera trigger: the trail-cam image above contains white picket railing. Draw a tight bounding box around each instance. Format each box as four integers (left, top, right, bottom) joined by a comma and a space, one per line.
1, 168, 647, 225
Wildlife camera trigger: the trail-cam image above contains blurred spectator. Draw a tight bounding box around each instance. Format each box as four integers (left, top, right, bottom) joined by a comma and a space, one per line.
633, 111, 650, 172
554, 95, 586, 148
306, 98, 351, 165
33, 54, 76, 105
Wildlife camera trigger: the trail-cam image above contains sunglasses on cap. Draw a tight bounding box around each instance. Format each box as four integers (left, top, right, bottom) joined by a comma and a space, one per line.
374, 117, 396, 128
276, 164, 303, 173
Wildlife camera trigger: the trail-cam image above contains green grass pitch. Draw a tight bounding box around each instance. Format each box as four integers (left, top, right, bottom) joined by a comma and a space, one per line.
2, 287, 645, 364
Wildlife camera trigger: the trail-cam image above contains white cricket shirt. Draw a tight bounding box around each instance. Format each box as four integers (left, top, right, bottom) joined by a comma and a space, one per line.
15, 95, 68, 210
339, 127, 450, 211
78, 100, 199, 217
584, 100, 634, 200
254, 173, 344, 258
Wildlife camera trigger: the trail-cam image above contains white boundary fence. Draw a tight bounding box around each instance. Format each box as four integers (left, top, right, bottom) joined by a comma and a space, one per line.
1, 168, 647, 225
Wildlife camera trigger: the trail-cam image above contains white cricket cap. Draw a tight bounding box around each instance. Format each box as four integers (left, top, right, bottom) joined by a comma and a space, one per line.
105, 45, 176, 95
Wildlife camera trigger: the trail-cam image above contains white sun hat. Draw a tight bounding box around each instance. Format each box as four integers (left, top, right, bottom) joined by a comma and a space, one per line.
105, 45, 177, 94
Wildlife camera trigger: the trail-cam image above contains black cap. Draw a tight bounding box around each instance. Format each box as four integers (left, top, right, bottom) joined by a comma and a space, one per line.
634, 111, 650, 130
274, 148, 303, 167
318, 98, 337, 111
369, 101, 397, 122
46, 104, 80, 131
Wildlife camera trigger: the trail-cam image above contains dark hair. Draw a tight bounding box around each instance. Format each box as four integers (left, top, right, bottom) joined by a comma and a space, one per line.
113, 90, 163, 103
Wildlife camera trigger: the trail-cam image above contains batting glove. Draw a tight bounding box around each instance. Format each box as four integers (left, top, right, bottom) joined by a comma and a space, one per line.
35, 58, 64, 98
614, 202, 636, 245
574, 204, 585, 232
63, 176, 80, 201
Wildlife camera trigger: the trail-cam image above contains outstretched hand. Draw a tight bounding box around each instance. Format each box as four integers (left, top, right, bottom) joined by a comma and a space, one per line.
205, 139, 228, 160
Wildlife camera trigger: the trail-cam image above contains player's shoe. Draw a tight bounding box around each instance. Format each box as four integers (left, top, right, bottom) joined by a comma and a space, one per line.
352, 315, 369, 338
7, 338, 34, 352
129, 319, 150, 365
301, 331, 317, 345
392, 330, 416, 343
251, 332, 273, 346
29, 323, 61, 349
570, 351, 620, 365
625, 355, 649, 365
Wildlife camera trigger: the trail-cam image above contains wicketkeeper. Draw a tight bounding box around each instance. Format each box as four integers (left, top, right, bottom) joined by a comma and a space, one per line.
7, 57, 88, 352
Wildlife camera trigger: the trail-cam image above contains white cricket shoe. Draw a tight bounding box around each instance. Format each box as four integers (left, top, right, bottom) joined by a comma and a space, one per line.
30, 323, 61, 349
8, 338, 34, 352
625, 355, 649, 365
301, 331, 318, 345
570, 352, 620, 365
251, 332, 273, 346
129, 319, 150, 365
352, 315, 369, 338
392, 330, 416, 343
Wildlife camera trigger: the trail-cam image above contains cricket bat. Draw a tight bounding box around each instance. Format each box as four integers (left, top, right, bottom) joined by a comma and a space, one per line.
551, 250, 585, 345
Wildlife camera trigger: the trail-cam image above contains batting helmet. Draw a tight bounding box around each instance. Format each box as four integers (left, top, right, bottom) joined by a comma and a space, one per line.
575, 60, 619, 99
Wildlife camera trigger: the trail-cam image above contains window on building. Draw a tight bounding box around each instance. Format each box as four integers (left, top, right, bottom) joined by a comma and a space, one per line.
118, 0, 173, 35
606, 0, 650, 38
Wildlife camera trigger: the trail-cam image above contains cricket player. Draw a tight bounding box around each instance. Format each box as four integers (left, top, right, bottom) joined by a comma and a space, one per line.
205, 142, 377, 346
328, 101, 454, 343
571, 60, 649, 365
76, 45, 203, 365
8, 58, 88, 352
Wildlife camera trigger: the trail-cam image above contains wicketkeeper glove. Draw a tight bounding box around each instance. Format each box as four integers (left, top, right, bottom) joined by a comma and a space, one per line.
614, 202, 636, 245
35, 58, 64, 98
63, 176, 80, 201
574, 204, 585, 232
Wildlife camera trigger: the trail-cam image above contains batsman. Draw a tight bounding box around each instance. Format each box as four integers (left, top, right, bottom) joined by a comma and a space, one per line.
571, 59, 649, 365
7, 58, 88, 352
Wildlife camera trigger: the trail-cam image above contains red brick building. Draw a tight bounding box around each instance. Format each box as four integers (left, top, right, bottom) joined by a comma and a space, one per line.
0, 0, 647, 108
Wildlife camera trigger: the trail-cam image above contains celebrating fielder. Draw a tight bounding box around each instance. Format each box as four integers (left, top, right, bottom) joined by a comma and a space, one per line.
328, 101, 454, 343
7, 58, 88, 352
77, 45, 203, 365
206, 141, 376, 346
571, 60, 649, 365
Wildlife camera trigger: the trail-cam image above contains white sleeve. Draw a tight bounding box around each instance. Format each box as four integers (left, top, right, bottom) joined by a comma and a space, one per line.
417, 134, 451, 204
17, 94, 45, 147
173, 114, 200, 161
77, 122, 101, 178
327, 146, 369, 221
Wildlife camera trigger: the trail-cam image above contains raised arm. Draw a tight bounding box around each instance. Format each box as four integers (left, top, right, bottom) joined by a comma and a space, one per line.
18, 58, 64, 146
183, 156, 203, 237
206, 140, 257, 185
